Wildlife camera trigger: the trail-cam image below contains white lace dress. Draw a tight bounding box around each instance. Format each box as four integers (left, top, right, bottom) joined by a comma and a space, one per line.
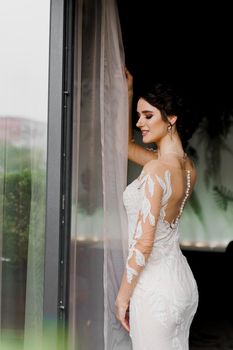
122, 161, 199, 350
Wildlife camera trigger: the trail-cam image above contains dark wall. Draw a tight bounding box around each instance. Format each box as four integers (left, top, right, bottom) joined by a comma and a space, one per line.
117, 0, 233, 327
182, 249, 233, 323
117, 1, 233, 125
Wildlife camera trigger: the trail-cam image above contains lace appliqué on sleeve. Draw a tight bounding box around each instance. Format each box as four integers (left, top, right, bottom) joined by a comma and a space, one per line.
126, 172, 159, 284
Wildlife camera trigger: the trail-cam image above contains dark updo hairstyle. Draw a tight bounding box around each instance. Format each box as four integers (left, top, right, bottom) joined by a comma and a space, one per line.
138, 81, 200, 149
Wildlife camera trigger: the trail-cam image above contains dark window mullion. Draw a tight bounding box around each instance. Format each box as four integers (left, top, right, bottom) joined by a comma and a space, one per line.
59, 0, 75, 325
43, 0, 65, 330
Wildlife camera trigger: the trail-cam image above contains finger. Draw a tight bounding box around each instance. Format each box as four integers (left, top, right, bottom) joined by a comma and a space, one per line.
126, 71, 132, 79
121, 318, 130, 332
125, 67, 132, 77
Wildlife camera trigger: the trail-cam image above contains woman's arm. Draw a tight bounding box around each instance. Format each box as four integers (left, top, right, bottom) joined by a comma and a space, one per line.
115, 160, 164, 331
126, 68, 158, 166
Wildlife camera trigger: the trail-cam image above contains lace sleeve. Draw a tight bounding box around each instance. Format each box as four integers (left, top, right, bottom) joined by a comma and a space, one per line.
117, 161, 164, 302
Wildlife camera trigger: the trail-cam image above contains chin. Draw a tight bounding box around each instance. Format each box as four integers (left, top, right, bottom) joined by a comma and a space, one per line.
142, 137, 156, 144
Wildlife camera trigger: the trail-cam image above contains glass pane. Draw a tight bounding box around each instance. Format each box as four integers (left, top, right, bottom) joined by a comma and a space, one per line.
0, 1, 50, 347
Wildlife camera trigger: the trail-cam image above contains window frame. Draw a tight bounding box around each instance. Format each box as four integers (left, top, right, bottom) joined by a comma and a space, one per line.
43, 0, 74, 338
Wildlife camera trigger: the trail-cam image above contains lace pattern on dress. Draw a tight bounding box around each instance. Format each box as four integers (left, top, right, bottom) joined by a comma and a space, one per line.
126, 169, 168, 283
126, 168, 191, 284
126, 172, 156, 283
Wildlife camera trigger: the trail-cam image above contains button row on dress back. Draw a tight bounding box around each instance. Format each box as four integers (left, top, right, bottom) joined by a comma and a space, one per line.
174, 170, 191, 224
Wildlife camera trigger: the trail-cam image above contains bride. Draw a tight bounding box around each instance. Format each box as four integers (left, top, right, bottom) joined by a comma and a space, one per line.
115, 68, 199, 349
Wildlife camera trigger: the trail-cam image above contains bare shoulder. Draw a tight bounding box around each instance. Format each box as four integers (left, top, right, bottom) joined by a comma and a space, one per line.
143, 159, 166, 174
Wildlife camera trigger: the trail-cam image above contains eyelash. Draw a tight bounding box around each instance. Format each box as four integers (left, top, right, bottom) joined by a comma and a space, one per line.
137, 114, 153, 120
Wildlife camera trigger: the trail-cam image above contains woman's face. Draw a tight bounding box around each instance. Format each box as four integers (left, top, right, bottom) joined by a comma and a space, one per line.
136, 98, 168, 144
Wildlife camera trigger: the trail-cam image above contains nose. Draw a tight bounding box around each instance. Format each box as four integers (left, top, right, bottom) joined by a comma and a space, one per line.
136, 116, 144, 128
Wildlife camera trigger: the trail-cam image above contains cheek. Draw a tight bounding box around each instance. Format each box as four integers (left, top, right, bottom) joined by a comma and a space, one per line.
149, 117, 166, 131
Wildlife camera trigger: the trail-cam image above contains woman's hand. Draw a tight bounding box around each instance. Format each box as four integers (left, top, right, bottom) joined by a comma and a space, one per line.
125, 67, 133, 95
115, 297, 130, 332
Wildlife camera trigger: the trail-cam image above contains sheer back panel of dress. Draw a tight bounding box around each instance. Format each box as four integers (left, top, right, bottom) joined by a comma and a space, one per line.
160, 168, 193, 226
141, 158, 195, 228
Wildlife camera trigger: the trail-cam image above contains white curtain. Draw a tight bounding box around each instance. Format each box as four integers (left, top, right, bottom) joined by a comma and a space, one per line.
101, 1, 131, 349
69, 0, 131, 349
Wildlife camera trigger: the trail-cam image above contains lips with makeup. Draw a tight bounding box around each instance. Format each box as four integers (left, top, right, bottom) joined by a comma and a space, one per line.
141, 130, 149, 136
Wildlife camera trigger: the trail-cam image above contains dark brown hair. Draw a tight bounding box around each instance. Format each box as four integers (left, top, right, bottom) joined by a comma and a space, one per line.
139, 82, 200, 149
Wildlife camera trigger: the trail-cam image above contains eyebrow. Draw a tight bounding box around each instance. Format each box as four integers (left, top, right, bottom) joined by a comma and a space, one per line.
137, 110, 154, 115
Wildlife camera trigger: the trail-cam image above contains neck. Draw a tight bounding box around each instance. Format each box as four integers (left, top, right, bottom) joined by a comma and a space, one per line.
156, 134, 184, 158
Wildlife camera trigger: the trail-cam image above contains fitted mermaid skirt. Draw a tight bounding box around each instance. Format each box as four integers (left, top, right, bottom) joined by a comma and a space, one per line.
129, 243, 198, 350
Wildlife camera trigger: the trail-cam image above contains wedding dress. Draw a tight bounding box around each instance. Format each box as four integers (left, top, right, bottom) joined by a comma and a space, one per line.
122, 159, 199, 350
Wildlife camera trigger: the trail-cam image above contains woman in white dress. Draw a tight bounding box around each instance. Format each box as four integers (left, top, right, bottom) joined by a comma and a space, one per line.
115, 69, 199, 349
